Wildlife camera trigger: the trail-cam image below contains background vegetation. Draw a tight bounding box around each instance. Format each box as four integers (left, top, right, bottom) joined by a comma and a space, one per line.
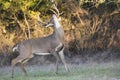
0, 0, 120, 66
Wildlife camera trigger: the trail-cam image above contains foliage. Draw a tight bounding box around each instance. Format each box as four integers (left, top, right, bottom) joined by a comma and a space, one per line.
0, 0, 120, 57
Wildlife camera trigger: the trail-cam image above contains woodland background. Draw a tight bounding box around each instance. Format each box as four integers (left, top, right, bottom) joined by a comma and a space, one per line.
0, 0, 120, 66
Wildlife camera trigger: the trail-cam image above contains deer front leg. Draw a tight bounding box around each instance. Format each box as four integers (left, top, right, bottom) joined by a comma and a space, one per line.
58, 49, 70, 72
55, 57, 59, 74
52, 51, 61, 74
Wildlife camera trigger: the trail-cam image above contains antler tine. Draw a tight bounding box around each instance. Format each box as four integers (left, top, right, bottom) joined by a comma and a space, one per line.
50, 0, 59, 16
52, 4, 64, 17
53, 4, 60, 16
50, 8, 58, 16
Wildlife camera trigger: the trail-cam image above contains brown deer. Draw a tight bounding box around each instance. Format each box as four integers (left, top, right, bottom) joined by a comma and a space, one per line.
11, 6, 70, 79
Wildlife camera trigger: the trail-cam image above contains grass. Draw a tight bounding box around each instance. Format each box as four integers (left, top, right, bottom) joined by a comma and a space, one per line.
0, 62, 120, 80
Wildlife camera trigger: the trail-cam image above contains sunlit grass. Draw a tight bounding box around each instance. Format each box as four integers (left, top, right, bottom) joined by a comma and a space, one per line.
0, 62, 120, 80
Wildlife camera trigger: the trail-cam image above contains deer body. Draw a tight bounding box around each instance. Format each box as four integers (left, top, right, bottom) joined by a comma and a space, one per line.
14, 26, 64, 56
11, 14, 70, 78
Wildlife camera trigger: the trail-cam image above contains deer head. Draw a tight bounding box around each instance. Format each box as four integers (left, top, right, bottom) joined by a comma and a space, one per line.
38, 4, 63, 28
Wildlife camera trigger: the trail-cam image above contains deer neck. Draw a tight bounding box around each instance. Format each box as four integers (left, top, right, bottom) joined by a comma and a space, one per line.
53, 21, 64, 42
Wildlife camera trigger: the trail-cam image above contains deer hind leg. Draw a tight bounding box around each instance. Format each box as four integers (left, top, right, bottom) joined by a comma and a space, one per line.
11, 55, 32, 78
58, 49, 70, 72
19, 59, 28, 76
20, 62, 27, 76
11, 57, 23, 78
19, 55, 34, 76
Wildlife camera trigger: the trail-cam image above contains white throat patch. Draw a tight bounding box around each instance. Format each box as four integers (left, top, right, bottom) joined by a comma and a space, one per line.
55, 19, 61, 29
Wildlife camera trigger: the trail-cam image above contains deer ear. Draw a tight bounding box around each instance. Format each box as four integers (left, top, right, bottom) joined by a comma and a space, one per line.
45, 23, 54, 28
58, 17, 61, 21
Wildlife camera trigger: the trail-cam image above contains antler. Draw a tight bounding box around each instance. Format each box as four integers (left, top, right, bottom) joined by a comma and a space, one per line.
37, 1, 62, 27
50, 1, 63, 17
50, 4, 60, 17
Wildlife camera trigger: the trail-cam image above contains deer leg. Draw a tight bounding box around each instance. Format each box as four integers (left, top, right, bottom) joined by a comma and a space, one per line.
19, 55, 33, 76
20, 61, 27, 76
11, 57, 22, 79
52, 51, 61, 74
58, 50, 70, 72
55, 57, 59, 74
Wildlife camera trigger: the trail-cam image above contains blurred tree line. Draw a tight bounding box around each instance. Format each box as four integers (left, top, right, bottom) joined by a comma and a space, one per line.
0, 0, 120, 61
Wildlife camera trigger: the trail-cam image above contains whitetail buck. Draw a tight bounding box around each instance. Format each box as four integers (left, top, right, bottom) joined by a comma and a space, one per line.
11, 6, 70, 79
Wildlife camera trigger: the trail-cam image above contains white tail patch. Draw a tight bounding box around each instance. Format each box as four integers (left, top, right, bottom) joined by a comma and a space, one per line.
12, 45, 18, 52
34, 53, 51, 55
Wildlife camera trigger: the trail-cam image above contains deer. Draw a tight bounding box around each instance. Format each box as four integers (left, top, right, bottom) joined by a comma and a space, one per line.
11, 5, 70, 79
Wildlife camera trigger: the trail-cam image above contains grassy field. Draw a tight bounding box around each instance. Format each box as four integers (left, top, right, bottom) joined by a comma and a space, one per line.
0, 62, 120, 80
